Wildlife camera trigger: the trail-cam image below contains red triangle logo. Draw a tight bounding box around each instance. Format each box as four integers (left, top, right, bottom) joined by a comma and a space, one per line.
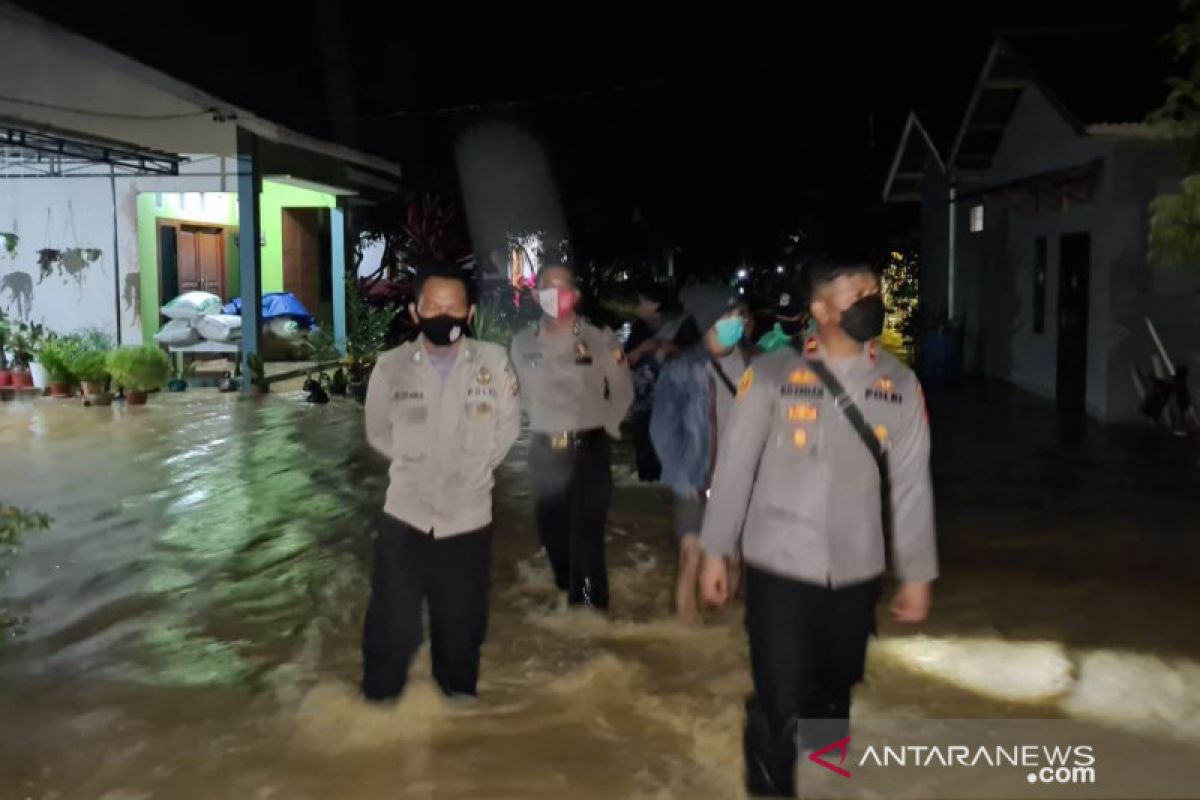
809, 736, 852, 778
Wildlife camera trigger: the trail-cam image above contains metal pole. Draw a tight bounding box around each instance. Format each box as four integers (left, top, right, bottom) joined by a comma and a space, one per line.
109, 165, 122, 345
236, 127, 263, 391
947, 182, 957, 321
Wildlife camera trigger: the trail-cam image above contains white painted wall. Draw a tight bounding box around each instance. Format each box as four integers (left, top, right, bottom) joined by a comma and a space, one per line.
1, 156, 233, 344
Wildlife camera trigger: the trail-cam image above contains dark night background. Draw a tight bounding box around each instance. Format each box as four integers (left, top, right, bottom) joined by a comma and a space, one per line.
14, 0, 1183, 274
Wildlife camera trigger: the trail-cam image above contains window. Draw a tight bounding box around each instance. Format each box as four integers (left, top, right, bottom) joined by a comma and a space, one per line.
1033, 237, 1047, 334
969, 204, 985, 233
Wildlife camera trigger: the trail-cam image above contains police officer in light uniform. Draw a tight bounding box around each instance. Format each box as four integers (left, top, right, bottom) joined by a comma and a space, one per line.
361, 265, 521, 702
699, 255, 937, 797
510, 263, 634, 610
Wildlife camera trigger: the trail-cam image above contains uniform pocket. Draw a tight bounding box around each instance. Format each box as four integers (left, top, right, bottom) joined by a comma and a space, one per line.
461, 402, 495, 455
391, 404, 430, 460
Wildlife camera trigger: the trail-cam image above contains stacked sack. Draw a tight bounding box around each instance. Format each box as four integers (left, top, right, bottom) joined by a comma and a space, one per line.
153, 292, 243, 346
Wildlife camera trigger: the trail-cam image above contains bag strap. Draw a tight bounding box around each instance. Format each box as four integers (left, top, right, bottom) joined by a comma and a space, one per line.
798, 348, 895, 547
708, 356, 739, 396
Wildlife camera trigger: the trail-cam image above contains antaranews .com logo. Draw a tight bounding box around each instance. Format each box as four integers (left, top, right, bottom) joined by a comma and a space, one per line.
809, 736, 1096, 785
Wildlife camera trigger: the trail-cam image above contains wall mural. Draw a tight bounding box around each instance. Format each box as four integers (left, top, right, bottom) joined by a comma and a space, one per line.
124, 271, 140, 321
2, 231, 32, 320
1, 270, 33, 320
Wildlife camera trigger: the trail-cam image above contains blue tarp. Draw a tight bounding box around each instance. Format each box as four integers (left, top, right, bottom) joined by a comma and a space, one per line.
222, 292, 315, 328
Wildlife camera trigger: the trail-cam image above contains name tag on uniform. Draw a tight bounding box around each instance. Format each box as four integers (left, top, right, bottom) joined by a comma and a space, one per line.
392, 390, 424, 401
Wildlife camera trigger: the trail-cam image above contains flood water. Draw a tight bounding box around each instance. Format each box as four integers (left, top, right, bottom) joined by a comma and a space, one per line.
1, 387, 1199, 799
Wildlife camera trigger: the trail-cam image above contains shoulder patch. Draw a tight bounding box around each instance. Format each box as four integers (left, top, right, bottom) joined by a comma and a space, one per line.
612, 347, 626, 365
737, 367, 754, 398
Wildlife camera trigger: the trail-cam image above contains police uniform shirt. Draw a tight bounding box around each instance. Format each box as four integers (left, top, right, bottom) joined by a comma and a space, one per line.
699, 338, 938, 587
365, 336, 521, 538
509, 318, 635, 437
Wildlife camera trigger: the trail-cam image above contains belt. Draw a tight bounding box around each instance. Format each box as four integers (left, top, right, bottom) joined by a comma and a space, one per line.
534, 428, 606, 450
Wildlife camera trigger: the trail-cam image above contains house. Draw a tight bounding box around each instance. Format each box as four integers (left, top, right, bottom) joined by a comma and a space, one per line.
0, 3, 400, 370
884, 29, 1199, 424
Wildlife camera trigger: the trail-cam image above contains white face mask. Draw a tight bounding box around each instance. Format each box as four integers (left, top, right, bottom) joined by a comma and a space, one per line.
538, 287, 578, 319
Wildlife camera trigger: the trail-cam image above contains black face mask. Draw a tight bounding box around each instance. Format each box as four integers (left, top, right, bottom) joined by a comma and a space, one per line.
839, 295, 885, 343
418, 314, 468, 346
779, 316, 807, 337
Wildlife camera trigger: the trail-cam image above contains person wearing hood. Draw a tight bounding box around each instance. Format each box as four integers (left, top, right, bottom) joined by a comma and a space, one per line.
361, 265, 521, 702
649, 283, 752, 624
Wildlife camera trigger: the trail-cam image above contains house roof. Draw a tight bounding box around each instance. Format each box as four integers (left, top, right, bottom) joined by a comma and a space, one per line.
949, 27, 1171, 170
881, 112, 946, 202
0, 2, 400, 184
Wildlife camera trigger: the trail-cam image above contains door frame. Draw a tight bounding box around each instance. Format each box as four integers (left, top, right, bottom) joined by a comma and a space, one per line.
1055, 231, 1091, 419
156, 218, 238, 306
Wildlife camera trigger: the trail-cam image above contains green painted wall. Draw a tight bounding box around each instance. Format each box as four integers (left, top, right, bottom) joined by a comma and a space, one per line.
136, 182, 334, 342
259, 182, 337, 294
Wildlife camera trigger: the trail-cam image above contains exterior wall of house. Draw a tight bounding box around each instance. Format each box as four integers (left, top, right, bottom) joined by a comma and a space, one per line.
134, 180, 336, 342
951, 86, 1123, 419
0, 155, 235, 345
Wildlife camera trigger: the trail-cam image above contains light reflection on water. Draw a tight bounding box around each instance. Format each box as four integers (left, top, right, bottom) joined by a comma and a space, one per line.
0, 390, 1198, 799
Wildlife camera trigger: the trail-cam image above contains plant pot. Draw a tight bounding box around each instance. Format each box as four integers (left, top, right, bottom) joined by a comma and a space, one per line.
11, 369, 33, 389
49, 382, 72, 398
126, 390, 148, 406
0, 370, 11, 387
87, 391, 114, 407
81, 381, 107, 396
29, 361, 47, 389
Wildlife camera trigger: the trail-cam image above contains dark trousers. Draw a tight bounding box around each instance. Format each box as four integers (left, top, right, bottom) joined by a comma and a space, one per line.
361, 515, 492, 701
529, 429, 612, 609
743, 566, 881, 797
630, 409, 662, 482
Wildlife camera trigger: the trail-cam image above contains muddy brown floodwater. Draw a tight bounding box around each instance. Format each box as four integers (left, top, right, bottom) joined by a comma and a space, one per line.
1, 385, 1199, 800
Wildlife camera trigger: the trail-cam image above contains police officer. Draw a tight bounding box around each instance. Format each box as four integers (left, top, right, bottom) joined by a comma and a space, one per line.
361, 265, 521, 701
510, 263, 634, 610
699, 255, 937, 796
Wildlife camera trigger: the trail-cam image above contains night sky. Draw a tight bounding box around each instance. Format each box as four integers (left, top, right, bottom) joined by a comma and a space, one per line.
17, 0, 1182, 274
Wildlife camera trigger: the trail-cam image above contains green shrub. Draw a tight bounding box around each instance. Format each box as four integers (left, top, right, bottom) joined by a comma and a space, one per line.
106, 345, 171, 392
38, 337, 84, 383
70, 349, 111, 384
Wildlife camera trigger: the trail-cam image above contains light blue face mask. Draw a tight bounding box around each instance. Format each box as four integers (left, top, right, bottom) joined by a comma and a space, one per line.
713, 316, 746, 348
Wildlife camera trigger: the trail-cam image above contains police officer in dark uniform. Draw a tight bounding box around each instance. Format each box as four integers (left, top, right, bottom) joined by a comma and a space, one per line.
510, 264, 634, 610
699, 255, 937, 796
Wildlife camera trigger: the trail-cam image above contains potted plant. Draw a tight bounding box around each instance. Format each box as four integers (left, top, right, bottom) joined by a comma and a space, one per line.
70, 347, 113, 406
106, 345, 170, 406
38, 336, 82, 398
8, 325, 34, 389
0, 311, 11, 387
20, 323, 49, 390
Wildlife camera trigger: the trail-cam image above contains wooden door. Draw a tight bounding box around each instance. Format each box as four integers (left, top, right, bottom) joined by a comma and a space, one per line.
172, 225, 226, 299
177, 228, 199, 292
194, 229, 225, 297
282, 208, 322, 316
